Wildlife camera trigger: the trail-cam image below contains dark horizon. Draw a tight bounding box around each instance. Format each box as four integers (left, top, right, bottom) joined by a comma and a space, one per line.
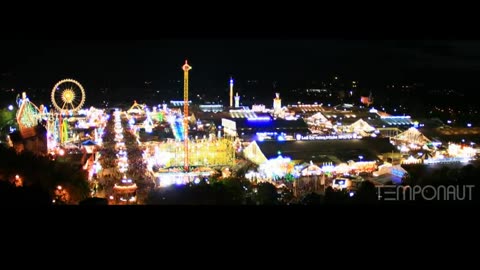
2, 39, 480, 92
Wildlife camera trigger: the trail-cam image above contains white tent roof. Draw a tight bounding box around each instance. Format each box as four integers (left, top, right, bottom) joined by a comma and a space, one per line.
394, 127, 431, 144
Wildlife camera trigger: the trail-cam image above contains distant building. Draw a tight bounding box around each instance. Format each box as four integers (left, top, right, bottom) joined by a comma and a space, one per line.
243, 138, 398, 167
252, 104, 266, 112
9, 124, 48, 155
199, 104, 223, 112
273, 93, 282, 112
379, 116, 415, 127
222, 116, 309, 139
170, 100, 191, 107
360, 91, 373, 106
234, 93, 240, 108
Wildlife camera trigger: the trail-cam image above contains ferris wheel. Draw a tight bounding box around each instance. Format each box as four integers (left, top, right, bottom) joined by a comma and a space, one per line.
51, 79, 86, 113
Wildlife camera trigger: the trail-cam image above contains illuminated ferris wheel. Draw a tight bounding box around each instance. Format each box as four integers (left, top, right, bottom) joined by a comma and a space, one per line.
51, 79, 86, 113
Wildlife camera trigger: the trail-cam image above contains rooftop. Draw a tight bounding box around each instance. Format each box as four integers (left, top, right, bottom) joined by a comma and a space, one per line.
256, 137, 397, 163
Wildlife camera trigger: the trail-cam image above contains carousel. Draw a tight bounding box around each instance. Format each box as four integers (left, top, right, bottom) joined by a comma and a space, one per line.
112, 175, 138, 205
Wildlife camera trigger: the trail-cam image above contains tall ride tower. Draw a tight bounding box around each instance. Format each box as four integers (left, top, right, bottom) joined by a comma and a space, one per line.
182, 60, 192, 172
229, 77, 234, 107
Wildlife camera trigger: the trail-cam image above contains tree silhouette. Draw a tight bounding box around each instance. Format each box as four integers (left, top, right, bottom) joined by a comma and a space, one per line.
0, 179, 52, 206
324, 186, 349, 204
255, 182, 279, 205
355, 180, 378, 204
279, 187, 295, 204
301, 192, 324, 205
0, 146, 90, 204
79, 197, 108, 205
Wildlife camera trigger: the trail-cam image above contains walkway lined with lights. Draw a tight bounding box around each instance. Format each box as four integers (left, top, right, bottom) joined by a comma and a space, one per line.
111, 109, 137, 204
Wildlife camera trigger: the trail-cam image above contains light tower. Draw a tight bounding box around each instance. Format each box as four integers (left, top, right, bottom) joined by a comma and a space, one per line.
182, 60, 192, 172
229, 77, 234, 107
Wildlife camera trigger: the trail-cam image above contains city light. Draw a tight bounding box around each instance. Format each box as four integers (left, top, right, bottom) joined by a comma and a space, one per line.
6, 43, 480, 206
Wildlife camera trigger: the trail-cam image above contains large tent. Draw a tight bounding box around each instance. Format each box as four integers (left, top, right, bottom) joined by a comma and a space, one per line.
243, 141, 268, 165
349, 119, 376, 135
393, 127, 431, 146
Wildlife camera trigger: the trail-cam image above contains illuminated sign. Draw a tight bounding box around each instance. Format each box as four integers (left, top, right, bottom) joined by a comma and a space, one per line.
297, 134, 359, 140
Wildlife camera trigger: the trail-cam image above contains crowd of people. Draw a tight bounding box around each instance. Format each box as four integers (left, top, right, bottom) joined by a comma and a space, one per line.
97, 111, 154, 204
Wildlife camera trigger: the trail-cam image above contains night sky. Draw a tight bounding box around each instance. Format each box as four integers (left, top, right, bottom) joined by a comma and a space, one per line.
2, 40, 480, 91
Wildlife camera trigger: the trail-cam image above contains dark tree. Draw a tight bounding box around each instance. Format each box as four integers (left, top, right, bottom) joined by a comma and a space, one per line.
79, 197, 109, 205
324, 186, 349, 204
0, 146, 90, 204
301, 192, 324, 205
255, 182, 279, 205
355, 180, 378, 204
0, 180, 52, 206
